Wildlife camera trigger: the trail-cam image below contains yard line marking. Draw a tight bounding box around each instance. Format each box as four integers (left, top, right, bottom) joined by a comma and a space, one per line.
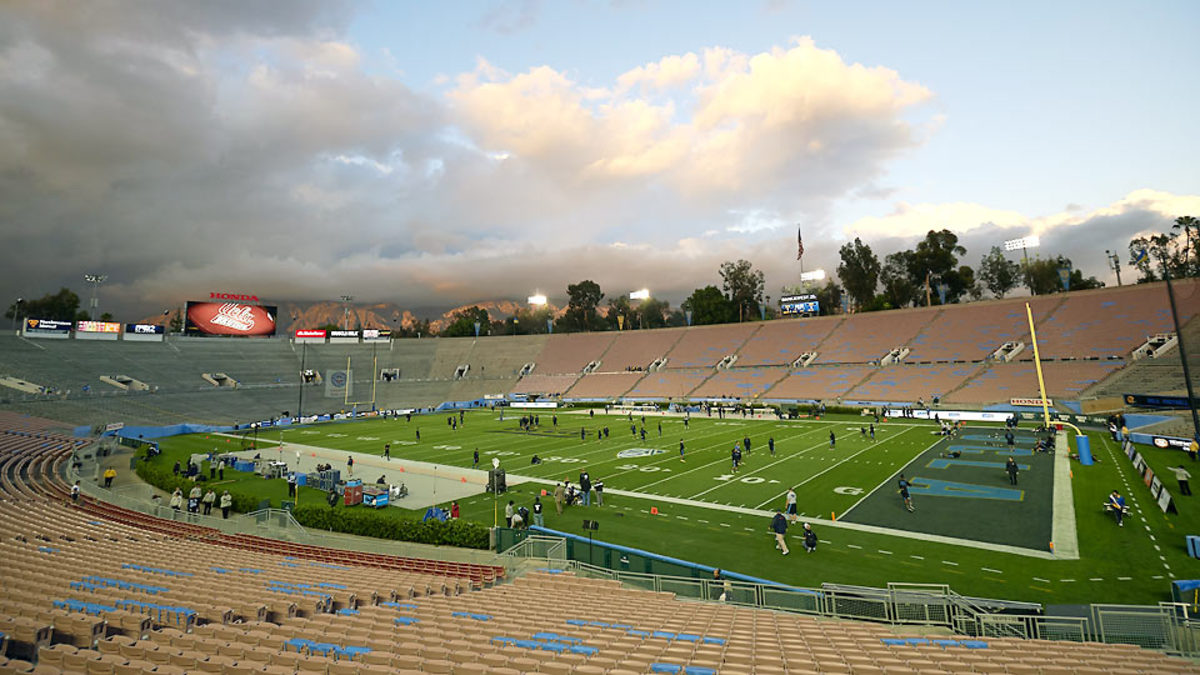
1060, 579, 1076, 583
982, 568, 1003, 575
675, 515, 688, 520
1148, 534, 1156, 541
847, 544, 862, 550
1117, 576, 1132, 581
910, 555, 924, 560
1154, 544, 1161, 551
837, 432, 946, 518
697, 519, 709, 524
942, 561, 958, 566
1153, 575, 1165, 580
878, 550, 893, 555
1088, 577, 1104, 582
719, 523, 730, 527
1033, 577, 1051, 584
742, 527, 755, 532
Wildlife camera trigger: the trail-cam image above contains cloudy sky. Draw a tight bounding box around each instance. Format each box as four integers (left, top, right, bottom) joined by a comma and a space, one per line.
2, 0, 1198, 319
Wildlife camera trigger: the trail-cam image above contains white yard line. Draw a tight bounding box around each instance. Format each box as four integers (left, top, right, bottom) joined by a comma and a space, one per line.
837, 431, 942, 518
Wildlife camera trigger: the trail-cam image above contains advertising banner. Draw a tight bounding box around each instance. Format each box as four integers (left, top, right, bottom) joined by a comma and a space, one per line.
329, 329, 360, 344
511, 401, 559, 409
23, 318, 72, 339
885, 409, 1009, 423
362, 329, 392, 342
295, 329, 327, 344
1010, 397, 1054, 407
185, 301, 276, 337
125, 323, 166, 342
76, 320, 122, 341
1124, 393, 1197, 409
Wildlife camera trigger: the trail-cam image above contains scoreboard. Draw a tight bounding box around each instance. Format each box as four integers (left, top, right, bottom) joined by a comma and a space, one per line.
780, 293, 819, 316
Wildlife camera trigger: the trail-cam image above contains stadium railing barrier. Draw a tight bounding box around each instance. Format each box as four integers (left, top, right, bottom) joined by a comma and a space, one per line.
499, 529, 1200, 657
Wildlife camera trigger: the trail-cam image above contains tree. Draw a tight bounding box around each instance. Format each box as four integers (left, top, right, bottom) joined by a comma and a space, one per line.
837, 238, 881, 310
880, 252, 919, 308
979, 246, 1021, 298
637, 298, 671, 329
907, 229, 974, 304
441, 306, 490, 337
813, 280, 843, 316
605, 295, 632, 330
682, 286, 734, 325
4, 287, 82, 323
556, 280, 605, 332
1173, 215, 1199, 277
1023, 256, 1103, 294
719, 259, 765, 322
169, 311, 184, 333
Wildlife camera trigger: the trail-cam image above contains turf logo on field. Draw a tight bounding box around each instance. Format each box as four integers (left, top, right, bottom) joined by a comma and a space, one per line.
617, 448, 665, 459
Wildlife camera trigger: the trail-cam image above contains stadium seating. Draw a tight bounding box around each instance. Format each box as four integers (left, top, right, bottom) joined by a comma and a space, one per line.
1030, 281, 1200, 360
946, 360, 1126, 404
624, 370, 711, 400
844, 363, 984, 404
734, 316, 840, 367
764, 366, 875, 401
509, 373, 581, 396
532, 333, 617, 374
662, 324, 759, 369
564, 373, 644, 399
599, 331, 684, 372
814, 310, 932, 364
903, 296, 1062, 363
690, 368, 790, 400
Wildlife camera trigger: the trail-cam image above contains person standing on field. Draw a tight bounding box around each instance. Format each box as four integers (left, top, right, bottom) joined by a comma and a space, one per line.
771, 510, 790, 555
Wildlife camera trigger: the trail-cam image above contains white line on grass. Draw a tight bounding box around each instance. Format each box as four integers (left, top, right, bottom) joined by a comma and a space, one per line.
910, 555, 924, 560
748, 428, 926, 509
982, 568, 1003, 574
1033, 577, 1050, 584
847, 544, 862, 550
1088, 578, 1104, 582
878, 550, 893, 555
836, 431, 946, 518
942, 561, 958, 566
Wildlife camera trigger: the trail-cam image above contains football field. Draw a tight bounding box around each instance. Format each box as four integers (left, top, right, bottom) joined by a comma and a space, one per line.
165, 408, 1200, 606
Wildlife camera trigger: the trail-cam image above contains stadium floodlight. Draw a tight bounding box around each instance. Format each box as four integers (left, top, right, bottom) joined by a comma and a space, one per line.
84, 273, 107, 315
1003, 236, 1040, 252
630, 289, 650, 301
528, 294, 547, 306
800, 269, 826, 282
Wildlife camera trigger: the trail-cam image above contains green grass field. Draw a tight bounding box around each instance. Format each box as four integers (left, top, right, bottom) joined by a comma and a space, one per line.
155, 408, 1200, 606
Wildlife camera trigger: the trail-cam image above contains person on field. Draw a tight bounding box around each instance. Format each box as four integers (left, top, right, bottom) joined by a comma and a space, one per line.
1006, 456, 1019, 485
898, 475, 914, 512
770, 510, 789, 555
803, 523, 818, 553
785, 487, 798, 524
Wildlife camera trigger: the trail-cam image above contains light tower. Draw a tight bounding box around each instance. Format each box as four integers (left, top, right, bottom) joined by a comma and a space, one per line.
84, 274, 107, 319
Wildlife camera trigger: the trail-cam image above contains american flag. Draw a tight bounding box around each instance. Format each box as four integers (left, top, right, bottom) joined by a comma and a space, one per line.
797, 226, 804, 260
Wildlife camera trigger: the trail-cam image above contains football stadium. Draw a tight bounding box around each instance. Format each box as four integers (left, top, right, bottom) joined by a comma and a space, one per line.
3, 278, 1200, 673
5, 2, 1200, 673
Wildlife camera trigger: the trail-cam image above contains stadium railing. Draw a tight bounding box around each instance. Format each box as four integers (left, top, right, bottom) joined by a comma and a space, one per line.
499, 531, 1200, 657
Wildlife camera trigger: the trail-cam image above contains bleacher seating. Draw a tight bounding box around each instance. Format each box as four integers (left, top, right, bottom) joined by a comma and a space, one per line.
509, 374, 580, 396
946, 361, 1126, 404
624, 371, 710, 399
734, 317, 840, 367
690, 369, 789, 400
1030, 281, 1200, 360
844, 363, 984, 404
564, 373, 644, 399
815, 310, 932, 364
903, 296, 1062, 363
532, 333, 617, 374
764, 366, 874, 401
662, 324, 759, 369
599, 331, 684, 372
